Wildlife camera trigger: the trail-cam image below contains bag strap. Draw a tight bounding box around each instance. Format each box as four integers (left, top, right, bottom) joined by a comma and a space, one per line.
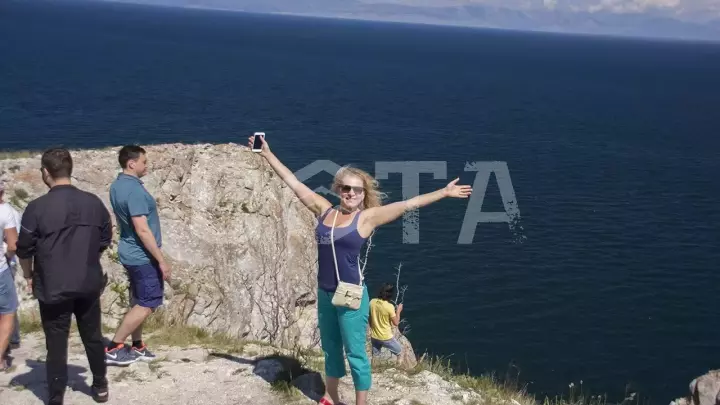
329, 208, 364, 285
330, 209, 342, 285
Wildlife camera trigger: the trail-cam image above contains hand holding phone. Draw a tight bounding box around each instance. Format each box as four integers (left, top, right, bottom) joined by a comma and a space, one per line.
249, 132, 267, 153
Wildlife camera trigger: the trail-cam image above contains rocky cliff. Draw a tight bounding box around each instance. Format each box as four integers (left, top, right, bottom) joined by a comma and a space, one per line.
672, 370, 720, 405
1, 143, 324, 350
0, 328, 502, 405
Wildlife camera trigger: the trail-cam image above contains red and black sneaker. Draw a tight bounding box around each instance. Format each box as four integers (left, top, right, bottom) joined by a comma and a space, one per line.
131, 342, 157, 362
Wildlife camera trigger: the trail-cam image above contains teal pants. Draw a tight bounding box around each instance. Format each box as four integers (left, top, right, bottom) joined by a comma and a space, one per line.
317, 286, 371, 391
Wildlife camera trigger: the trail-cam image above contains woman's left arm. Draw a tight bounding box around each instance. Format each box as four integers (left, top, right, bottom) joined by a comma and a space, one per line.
361, 178, 472, 232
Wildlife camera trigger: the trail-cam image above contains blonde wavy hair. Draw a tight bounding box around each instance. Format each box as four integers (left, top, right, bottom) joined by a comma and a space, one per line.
332, 165, 385, 209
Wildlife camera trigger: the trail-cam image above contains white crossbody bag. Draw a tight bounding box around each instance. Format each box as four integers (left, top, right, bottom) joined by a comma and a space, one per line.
329, 209, 364, 310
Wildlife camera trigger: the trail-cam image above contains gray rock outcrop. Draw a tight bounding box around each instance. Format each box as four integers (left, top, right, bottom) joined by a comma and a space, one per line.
1, 331, 494, 405
367, 327, 418, 369
672, 370, 720, 405
1, 143, 320, 350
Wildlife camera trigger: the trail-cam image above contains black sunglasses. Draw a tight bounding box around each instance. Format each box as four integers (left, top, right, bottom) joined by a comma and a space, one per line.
339, 184, 364, 194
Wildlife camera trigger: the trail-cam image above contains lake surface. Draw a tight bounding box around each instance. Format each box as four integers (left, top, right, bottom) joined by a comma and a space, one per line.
2, 0, 720, 402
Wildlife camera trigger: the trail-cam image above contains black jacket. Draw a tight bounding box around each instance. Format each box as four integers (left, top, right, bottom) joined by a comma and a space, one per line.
16, 184, 112, 304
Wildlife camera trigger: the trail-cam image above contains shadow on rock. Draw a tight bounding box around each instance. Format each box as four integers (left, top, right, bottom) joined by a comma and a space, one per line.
253, 354, 326, 402
207, 352, 325, 401
9, 359, 92, 403
208, 352, 255, 365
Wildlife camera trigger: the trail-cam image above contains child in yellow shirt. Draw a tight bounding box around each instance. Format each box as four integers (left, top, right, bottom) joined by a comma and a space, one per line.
369, 283, 403, 356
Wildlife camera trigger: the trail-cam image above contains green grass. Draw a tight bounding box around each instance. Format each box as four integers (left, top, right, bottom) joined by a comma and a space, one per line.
9, 187, 32, 208
20, 306, 246, 354
302, 355, 325, 374
13, 187, 29, 200
108, 281, 129, 308
148, 358, 166, 372
107, 250, 120, 263
9, 197, 21, 207
113, 370, 138, 382
0, 150, 38, 161
141, 312, 246, 353
402, 354, 535, 405
371, 358, 400, 374
270, 380, 303, 400
540, 382, 612, 405
407, 354, 456, 378
18, 309, 43, 334
17, 304, 618, 405
402, 353, 620, 405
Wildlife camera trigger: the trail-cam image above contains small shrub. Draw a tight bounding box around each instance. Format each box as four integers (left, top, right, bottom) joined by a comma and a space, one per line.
18, 309, 43, 334
107, 250, 120, 263
270, 380, 302, 400
9, 196, 23, 208
14, 187, 29, 200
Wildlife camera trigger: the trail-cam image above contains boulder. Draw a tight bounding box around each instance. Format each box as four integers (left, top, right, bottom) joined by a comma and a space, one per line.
672, 370, 720, 405
396, 331, 418, 369
366, 326, 418, 370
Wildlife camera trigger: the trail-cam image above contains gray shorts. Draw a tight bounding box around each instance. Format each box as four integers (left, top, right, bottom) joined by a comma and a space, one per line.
0, 268, 18, 315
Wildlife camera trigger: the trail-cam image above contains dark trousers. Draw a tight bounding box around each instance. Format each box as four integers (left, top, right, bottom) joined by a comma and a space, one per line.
38, 294, 107, 405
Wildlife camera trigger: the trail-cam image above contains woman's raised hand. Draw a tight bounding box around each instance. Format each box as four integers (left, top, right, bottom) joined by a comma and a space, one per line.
444, 178, 472, 199
247, 134, 270, 156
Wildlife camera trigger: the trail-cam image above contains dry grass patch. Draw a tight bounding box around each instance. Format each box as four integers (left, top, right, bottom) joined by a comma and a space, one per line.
141, 312, 246, 353
17, 309, 43, 334
0, 150, 38, 160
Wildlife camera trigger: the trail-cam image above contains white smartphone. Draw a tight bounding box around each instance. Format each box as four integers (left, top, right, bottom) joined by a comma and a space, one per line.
252, 132, 265, 152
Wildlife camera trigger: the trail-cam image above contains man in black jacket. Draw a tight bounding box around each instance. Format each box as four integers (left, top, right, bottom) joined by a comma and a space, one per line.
16, 148, 111, 405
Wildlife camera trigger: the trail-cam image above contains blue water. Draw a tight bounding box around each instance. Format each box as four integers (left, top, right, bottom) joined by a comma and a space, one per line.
2, 0, 720, 402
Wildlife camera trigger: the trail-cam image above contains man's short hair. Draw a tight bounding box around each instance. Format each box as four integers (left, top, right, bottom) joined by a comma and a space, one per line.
118, 145, 146, 169
41, 148, 73, 179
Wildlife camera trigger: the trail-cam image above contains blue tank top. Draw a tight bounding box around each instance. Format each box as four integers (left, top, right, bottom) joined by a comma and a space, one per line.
315, 207, 368, 293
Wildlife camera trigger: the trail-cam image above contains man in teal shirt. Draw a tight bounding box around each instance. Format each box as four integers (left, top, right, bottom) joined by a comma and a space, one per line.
105, 145, 171, 366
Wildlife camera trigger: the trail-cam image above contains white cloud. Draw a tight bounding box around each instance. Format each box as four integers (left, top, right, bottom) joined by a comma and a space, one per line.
379, 0, 720, 18
543, 0, 559, 9
587, 0, 683, 13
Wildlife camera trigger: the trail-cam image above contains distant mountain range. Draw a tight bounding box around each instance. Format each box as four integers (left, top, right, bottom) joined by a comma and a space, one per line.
99, 0, 720, 41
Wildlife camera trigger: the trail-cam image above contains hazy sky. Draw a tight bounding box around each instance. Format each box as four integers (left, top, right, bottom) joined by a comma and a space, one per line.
96, 0, 720, 39
365, 0, 720, 20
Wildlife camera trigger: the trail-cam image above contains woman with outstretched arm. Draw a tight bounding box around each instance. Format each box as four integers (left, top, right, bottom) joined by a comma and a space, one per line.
248, 134, 472, 405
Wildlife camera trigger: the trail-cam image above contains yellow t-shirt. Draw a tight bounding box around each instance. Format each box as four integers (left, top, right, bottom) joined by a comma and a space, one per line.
369, 298, 396, 341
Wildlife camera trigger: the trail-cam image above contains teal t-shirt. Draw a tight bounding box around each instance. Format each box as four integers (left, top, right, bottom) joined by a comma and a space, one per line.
109, 173, 162, 266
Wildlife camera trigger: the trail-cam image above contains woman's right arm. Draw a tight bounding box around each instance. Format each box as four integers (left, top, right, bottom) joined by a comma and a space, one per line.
249, 135, 332, 217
